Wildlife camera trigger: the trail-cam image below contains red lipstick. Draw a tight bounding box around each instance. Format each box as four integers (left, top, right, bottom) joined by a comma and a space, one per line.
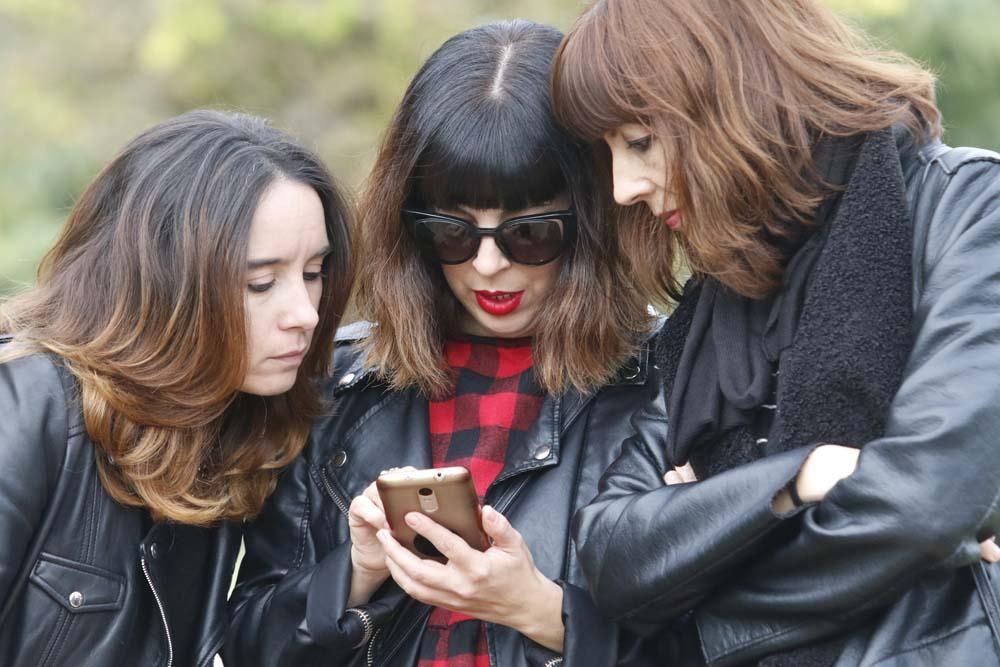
474, 290, 523, 316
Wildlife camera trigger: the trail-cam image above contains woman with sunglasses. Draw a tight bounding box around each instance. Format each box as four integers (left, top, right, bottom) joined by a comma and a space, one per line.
226, 19, 658, 667
0, 110, 353, 666
549, 0, 1000, 665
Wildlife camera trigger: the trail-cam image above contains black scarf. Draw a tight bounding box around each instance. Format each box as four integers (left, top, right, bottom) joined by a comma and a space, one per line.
656, 128, 915, 666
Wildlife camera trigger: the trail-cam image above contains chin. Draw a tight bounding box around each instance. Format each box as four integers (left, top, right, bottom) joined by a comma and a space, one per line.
239, 373, 298, 397
482, 318, 533, 339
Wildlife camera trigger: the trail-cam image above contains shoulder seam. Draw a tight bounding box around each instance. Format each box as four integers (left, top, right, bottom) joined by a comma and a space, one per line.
932, 147, 1000, 175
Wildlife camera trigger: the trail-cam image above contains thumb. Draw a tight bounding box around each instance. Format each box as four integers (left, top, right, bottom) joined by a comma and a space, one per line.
481, 505, 521, 551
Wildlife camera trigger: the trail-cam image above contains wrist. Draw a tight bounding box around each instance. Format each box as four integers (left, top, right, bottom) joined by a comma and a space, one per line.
514, 573, 564, 651
351, 546, 389, 579
348, 548, 390, 607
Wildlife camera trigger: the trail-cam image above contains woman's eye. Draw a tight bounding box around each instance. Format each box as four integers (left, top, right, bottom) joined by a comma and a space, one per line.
247, 279, 275, 293
626, 135, 652, 152
303, 271, 324, 282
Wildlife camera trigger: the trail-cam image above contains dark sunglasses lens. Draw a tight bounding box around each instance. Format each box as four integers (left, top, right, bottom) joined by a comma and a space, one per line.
499, 219, 566, 264
414, 219, 478, 263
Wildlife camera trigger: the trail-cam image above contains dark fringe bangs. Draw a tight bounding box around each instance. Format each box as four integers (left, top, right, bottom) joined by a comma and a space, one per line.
411, 105, 569, 212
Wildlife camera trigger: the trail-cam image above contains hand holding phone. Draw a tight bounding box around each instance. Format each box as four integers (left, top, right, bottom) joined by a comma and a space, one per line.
376, 466, 487, 562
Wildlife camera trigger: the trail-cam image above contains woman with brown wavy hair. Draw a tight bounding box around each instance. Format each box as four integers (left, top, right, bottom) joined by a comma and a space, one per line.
226, 19, 659, 667
0, 109, 352, 666
551, 0, 1000, 665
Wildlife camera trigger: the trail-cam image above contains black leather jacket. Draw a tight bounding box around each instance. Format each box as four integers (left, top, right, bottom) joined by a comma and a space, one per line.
0, 351, 241, 667
224, 324, 661, 666
573, 135, 1000, 666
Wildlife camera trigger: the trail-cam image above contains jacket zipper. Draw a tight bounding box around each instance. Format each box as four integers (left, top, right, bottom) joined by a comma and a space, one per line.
141, 556, 174, 667
321, 467, 384, 664
319, 467, 351, 516
366, 627, 382, 667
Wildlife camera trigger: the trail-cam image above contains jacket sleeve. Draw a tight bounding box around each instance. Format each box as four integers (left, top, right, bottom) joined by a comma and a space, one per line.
572, 378, 817, 637
559, 580, 663, 666
692, 156, 1000, 666
223, 450, 406, 667
0, 355, 68, 620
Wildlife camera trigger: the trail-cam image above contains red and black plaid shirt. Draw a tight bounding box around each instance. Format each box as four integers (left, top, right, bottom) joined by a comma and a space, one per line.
417, 337, 544, 667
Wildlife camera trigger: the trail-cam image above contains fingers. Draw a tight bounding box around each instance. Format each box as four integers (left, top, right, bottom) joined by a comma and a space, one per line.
377, 528, 451, 600
404, 512, 478, 566
676, 462, 697, 483
363, 481, 384, 512
481, 506, 522, 552
379, 530, 425, 596
981, 537, 1000, 563
378, 527, 445, 575
349, 493, 387, 531
664, 463, 697, 485
382, 541, 422, 597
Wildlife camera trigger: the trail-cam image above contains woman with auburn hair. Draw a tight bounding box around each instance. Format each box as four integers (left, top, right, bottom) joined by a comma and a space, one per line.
0, 109, 352, 666
551, 0, 1000, 665
226, 19, 658, 667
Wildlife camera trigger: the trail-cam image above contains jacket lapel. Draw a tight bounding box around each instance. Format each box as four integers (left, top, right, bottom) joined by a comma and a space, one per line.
327, 387, 433, 500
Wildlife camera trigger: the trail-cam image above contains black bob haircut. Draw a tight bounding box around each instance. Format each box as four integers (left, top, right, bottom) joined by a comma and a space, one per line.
402, 20, 590, 213
354, 19, 651, 397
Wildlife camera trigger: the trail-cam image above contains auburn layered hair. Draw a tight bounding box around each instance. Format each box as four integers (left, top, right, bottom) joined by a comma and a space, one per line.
552, 0, 941, 300
355, 19, 650, 397
0, 110, 353, 525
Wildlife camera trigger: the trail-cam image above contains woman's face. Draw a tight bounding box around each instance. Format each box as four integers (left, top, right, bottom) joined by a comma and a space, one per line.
437, 197, 568, 339
241, 178, 329, 396
603, 123, 682, 229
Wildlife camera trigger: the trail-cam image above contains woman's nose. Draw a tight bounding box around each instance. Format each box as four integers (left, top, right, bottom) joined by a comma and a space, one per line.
470, 236, 511, 277
611, 158, 654, 207
279, 281, 320, 332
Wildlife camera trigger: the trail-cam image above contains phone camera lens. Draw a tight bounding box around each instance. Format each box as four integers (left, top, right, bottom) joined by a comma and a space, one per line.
418, 487, 433, 496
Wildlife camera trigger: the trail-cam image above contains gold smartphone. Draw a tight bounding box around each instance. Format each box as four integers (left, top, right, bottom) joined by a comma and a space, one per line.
376, 466, 487, 562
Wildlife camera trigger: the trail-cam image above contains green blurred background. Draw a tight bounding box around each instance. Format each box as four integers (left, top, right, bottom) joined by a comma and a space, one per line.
2, 0, 998, 294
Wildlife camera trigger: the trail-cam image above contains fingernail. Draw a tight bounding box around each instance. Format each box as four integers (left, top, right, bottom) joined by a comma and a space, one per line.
376, 530, 389, 542
405, 512, 420, 527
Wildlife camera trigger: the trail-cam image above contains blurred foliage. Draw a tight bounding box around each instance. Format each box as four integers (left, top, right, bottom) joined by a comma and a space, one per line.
1, 0, 998, 293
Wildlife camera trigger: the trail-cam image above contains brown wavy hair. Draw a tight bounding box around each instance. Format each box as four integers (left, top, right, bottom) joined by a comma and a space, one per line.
355, 20, 650, 397
552, 0, 941, 300
0, 110, 353, 525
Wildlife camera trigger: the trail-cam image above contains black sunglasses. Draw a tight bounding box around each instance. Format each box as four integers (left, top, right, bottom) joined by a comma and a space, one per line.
403, 209, 577, 266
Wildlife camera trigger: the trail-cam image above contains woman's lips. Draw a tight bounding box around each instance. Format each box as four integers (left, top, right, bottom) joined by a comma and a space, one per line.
474, 290, 524, 316
662, 210, 681, 229
270, 350, 306, 364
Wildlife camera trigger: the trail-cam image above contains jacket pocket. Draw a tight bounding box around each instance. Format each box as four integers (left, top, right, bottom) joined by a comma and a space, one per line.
29, 552, 125, 613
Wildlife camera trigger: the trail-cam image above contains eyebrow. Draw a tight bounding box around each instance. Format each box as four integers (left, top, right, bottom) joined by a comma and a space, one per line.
247, 245, 331, 270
